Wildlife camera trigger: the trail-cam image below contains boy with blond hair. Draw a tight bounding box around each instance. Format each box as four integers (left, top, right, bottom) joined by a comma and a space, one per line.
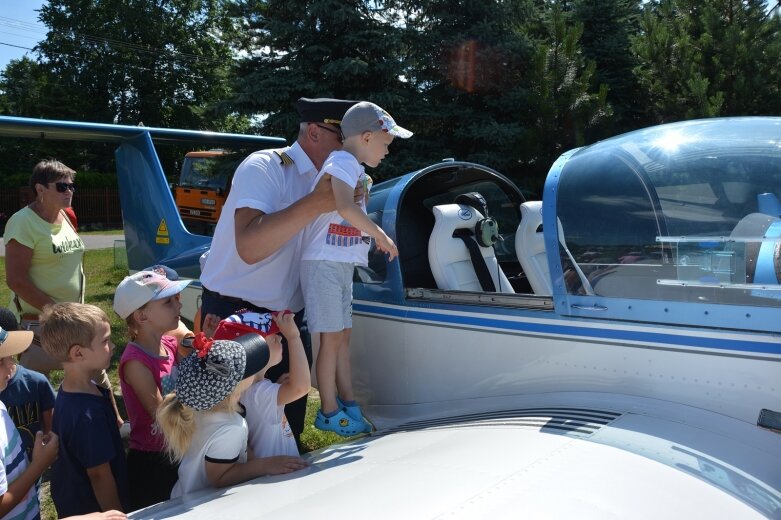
40, 303, 129, 516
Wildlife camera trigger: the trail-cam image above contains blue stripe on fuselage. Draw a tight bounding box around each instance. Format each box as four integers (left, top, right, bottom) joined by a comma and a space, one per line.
353, 302, 781, 356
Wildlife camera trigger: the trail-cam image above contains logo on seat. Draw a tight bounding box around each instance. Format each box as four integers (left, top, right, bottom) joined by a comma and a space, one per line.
458, 208, 472, 220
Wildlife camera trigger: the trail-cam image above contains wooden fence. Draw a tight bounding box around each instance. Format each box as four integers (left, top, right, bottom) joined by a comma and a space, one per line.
0, 188, 123, 233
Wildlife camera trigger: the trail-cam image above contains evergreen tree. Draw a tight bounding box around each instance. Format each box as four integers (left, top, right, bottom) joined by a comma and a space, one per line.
393, 0, 540, 178
227, 0, 411, 155
522, 2, 610, 183
396, 0, 608, 186
569, 0, 647, 135
632, 0, 781, 121
228, 1, 607, 184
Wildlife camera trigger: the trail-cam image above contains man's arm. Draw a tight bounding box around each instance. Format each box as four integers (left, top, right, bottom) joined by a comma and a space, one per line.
86, 462, 124, 512
234, 175, 335, 264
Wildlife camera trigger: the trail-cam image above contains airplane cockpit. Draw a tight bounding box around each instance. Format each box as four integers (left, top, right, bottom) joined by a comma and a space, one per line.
360, 117, 781, 333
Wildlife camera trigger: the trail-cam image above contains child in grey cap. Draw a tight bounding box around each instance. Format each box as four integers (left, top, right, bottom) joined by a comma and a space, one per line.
300, 101, 412, 436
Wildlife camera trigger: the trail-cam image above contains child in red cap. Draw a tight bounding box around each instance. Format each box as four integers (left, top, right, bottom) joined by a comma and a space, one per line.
214, 310, 310, 458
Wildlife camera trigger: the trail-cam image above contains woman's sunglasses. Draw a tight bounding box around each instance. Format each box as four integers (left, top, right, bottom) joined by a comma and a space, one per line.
50, 182, 77, 193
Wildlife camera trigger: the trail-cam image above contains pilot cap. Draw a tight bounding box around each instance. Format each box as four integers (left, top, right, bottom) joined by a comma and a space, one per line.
341, 102, 413, 139
296, 97, 358, 125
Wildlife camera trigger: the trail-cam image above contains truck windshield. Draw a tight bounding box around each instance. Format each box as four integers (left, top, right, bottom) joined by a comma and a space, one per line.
180, 154, 242, 190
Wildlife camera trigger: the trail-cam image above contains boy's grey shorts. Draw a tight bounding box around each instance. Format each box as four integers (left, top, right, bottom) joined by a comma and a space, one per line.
301, 260, 353, 333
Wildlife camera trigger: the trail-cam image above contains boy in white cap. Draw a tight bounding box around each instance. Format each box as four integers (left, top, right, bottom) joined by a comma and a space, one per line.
300, 101, 412, 435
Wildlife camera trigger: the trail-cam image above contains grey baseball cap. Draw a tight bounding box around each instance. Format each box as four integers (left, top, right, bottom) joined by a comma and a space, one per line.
340, 102, 413, 139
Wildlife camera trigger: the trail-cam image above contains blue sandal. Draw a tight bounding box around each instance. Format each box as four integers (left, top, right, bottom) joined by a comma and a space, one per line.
337, 397, 373, 433
314, 409, 366, 437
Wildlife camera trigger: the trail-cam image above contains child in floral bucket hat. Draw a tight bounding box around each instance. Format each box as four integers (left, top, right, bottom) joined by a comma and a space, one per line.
156, 326, 306, 499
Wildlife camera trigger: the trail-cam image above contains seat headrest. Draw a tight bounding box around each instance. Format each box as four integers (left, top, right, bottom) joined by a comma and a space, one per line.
455, 192, 488, 216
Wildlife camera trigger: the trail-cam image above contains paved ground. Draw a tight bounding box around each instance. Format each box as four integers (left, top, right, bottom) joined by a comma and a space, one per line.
0, 234, 125, 257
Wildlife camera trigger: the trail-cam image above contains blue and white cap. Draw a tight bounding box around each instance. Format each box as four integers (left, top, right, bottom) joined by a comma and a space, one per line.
113, 271, 192, 319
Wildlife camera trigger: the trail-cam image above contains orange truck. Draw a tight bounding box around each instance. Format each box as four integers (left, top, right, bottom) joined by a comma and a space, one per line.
174, 150, 241, 235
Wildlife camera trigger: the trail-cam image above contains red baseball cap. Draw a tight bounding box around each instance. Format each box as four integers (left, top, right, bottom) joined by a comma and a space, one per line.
213, 310, 292, 340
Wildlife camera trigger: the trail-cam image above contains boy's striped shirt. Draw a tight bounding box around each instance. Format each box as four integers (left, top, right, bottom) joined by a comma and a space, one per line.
0, 401, 39, 520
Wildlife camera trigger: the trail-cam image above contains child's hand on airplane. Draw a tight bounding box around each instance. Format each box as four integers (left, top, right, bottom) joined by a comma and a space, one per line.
79, 511, 128, 520
375, 232, 398, 261
273, 311, 300, 339
263, 455, 309, 475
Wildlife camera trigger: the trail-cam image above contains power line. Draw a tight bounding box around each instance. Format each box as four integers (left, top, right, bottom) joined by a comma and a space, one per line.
0, 15, 234, 68
0, 42, 34, 51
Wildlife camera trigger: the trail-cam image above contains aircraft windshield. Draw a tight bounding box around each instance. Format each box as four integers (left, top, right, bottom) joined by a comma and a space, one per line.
556, 118, 781, 307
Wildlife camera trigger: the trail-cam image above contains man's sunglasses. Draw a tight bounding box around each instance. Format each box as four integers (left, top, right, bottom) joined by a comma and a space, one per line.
315, 124, 344, 143
51, 182, 76, 193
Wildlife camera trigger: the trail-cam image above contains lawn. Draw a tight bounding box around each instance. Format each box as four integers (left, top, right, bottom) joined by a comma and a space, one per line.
0, 246, 349, 518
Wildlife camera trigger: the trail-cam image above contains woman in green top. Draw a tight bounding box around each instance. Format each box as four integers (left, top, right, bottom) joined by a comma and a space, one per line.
3, 159, 124, 426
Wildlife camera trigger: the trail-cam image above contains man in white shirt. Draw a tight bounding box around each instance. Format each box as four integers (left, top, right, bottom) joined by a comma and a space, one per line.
200, 98, 357, 447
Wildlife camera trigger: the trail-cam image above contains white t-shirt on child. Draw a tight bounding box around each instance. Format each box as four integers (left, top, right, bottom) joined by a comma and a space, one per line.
301, 150, 370, 265
241, 379, 298, 458
170, 410, 248, 499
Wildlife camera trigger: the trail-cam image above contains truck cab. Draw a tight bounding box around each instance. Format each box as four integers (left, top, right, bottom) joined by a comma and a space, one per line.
174, 150, 240, 235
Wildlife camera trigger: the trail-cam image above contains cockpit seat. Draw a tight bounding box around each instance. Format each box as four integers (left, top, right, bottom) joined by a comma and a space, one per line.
428, 204, 514, 293
515, 201, 552, 296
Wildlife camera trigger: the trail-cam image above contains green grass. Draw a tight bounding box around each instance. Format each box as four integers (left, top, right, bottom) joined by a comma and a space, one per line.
0, 246, 354, 518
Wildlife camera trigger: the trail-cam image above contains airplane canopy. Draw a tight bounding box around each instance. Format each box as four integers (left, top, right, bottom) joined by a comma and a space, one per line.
551, 117, 781, 308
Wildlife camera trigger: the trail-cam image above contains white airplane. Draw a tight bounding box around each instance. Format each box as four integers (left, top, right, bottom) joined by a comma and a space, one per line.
1, 115, 778, 518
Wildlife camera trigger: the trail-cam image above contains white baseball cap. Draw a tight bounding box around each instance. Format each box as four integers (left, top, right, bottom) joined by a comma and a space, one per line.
113, 271, 191, 319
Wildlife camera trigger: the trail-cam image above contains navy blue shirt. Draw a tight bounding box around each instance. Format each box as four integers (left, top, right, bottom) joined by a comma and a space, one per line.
51, 385, 129, 517
0, 364, 56, 458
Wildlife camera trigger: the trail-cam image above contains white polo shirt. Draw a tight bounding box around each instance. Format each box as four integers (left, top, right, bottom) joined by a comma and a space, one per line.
200, 142, 317, 311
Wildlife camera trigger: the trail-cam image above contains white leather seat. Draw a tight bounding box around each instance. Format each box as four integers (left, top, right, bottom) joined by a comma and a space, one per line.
515, 201, 552, 295
428, 204, 514, 293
